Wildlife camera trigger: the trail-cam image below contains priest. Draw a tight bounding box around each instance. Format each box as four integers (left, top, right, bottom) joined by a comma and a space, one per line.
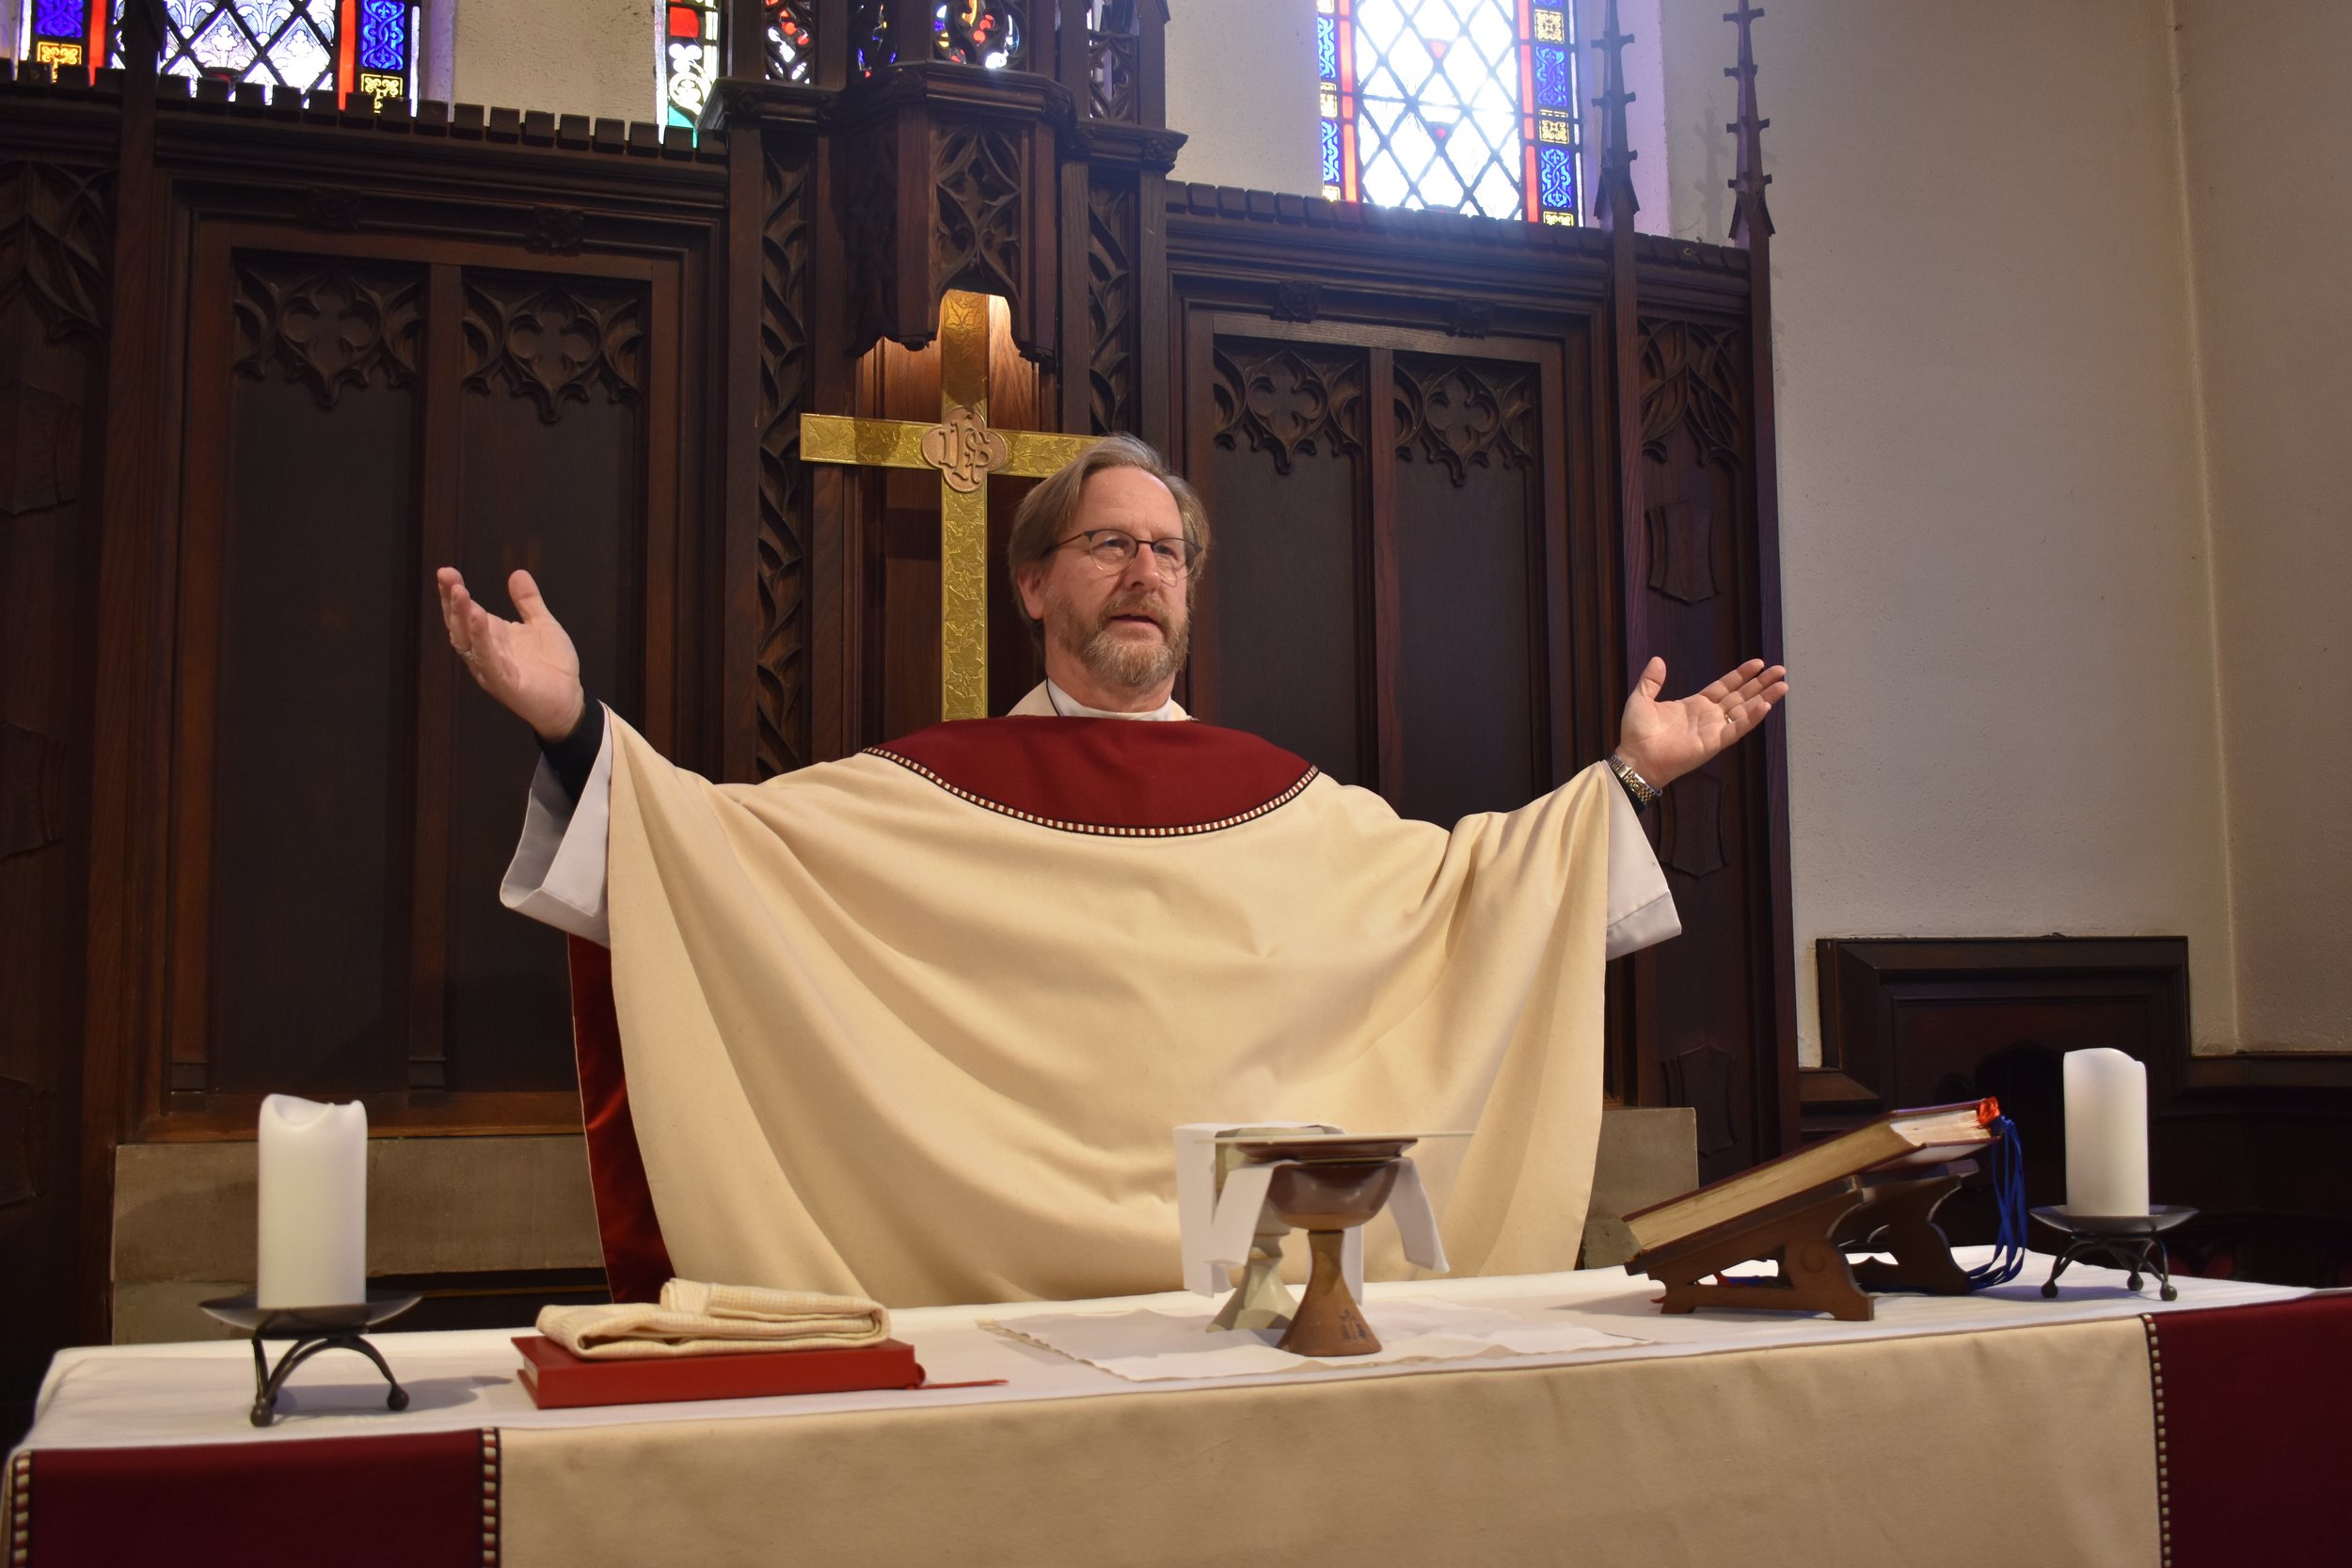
435, 436, 1788, 1307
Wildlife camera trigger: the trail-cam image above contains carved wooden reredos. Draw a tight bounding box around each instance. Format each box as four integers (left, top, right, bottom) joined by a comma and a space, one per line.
0, 0, 1793, 1351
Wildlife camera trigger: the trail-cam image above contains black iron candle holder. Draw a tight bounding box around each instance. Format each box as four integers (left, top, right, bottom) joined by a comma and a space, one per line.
200, 1290, 421, 1426
2030, 1205, 2197, 1302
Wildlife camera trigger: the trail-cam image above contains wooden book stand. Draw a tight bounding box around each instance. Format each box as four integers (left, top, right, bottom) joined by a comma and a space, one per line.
1629, 1161, 1979, 1322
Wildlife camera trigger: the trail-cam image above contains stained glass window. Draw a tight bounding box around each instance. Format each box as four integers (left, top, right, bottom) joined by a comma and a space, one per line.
22, 0, 104, 72
766, 0, 813, 85
75, 1, 417, 107
660, 1, 1023, 130
1318, 0, 1582, 226
660, 0, 722, 127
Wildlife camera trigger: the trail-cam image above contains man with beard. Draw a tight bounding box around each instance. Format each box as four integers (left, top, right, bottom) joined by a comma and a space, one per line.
431, 435, 1787, 1306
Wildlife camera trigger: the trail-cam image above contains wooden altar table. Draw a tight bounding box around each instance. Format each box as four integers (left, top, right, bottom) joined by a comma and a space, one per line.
8, 1256, 2343, 1568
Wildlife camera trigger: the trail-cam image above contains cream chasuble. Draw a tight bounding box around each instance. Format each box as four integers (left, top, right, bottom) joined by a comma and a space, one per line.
587, 706, 1621, 1309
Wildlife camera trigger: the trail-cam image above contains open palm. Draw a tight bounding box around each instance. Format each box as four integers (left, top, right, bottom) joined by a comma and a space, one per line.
435, 567, 585, 741
1616, 656, 1788, 790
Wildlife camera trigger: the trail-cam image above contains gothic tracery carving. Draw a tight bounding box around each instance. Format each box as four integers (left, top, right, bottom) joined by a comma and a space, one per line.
932, 125, 1025, 308
460, 277, 645, 424
1089, 30, 1138, 122
1391, 356, 1536, 487
1639, 316, 1744, 467
1086, 181, 1136, 435
755, 147, 813, 779
1210, 342, 1365, 476
232, 259, 424, 410
0, 161, 111, 344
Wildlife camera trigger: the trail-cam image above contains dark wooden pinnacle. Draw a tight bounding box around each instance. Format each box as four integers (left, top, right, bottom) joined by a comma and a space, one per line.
1590, 0, 1638, 223
1724, 1, 1773, 245
118, 0, 166, 90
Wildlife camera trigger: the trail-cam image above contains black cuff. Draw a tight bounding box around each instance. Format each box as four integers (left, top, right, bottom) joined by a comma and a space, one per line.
537, 695, 605, 806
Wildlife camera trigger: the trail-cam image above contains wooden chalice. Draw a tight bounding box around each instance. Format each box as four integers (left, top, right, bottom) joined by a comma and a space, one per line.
1263, 1158, 1402, 1357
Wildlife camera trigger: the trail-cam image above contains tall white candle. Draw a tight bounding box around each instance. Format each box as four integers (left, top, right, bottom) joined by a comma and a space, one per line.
256, 1094, 368, 1307
2062, 1048, 2149, 1216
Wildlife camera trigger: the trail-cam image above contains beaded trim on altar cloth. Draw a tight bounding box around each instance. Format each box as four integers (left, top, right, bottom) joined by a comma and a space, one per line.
480, 1428, 501, 1567
2142, 1315, 2170, 1568
864, 748, 1319, 837
9, 1449, 29, 1568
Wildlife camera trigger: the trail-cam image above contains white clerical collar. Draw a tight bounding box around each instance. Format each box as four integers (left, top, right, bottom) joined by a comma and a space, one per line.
1044, 678, 1180, 721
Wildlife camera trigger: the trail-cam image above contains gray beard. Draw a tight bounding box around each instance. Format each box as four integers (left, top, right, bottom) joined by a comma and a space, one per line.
1053, 602, 1190, 693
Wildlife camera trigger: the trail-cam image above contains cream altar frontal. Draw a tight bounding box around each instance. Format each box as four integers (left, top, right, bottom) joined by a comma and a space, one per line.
13, 718, 2348, 1566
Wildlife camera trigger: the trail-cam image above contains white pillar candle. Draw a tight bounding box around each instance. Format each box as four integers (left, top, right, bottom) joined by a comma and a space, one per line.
2062, 1048, 2149, 1216
256, 1094, 368, 1307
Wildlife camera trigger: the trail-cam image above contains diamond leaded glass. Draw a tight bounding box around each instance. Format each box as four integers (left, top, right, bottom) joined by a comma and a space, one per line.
1316, 0, 1582, 226
113, 0, 339, 94
100, 1, 415, 106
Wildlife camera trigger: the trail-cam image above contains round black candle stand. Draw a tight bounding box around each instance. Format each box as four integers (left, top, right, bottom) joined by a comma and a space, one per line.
2029, 1206, 2197, 1302
199, 1290, 421, 1427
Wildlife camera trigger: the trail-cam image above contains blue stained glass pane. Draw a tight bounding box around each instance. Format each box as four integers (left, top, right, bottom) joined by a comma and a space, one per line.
35, 0, 87, 38
1320, 119, 1341, 184
1533, 45, 1569, 109
1316, 16, 1337, 82
1538, 145, 1575, 212
357, 0, 406, 71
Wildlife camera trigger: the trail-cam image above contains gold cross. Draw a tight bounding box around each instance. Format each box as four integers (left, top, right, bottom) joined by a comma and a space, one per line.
801, 291, 1099, 721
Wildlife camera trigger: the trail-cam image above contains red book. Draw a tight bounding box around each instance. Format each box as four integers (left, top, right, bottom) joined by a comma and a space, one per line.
513, 1335, 927, 1409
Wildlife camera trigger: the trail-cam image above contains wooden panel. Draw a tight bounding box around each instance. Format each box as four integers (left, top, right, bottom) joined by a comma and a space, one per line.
207, 325, 419, 1093
1391, 352, 1546, 824
1632, 313, 1776, 1182
445, 272, 649, 1093
0, 152, 112, 1449
1199, 337, 1370, 784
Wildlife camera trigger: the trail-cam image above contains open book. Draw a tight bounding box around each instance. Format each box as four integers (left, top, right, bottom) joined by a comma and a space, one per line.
1622, 1100, 1998, 1256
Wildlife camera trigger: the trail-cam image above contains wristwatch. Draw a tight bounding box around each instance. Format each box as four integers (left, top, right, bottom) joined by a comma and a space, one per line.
1607, 752, 1661, 813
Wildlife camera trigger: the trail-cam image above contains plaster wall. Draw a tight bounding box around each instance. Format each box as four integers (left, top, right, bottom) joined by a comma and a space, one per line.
1712, 0, 2237, 1060
1164, 0, 1320, 196
2172, 0, 2352, 1050
447, 0, 651, 125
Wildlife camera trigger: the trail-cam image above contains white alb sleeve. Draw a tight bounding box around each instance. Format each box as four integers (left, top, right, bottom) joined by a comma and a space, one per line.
1603, 773, 1680, 960
498, 716, 614, 947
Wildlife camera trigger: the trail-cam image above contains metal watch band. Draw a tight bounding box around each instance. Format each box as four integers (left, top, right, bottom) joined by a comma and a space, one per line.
1608, 752, 1662, 811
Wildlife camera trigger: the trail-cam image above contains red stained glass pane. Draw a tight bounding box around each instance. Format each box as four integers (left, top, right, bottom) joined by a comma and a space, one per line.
669, 5, 699, 37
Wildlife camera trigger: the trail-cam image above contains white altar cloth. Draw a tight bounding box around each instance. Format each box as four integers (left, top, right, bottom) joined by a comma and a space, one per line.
18, 1249, 2303, 1453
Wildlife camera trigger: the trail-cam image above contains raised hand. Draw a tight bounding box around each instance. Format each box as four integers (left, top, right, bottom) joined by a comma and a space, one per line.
435, 567, 586, 742
1615, 656, 1788, 791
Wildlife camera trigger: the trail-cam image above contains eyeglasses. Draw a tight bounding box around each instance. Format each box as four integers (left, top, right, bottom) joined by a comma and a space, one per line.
1054, 529, 1201, 578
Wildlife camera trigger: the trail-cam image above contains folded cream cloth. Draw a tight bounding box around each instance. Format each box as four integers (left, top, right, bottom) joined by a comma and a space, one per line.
535, 1278, 891, 1359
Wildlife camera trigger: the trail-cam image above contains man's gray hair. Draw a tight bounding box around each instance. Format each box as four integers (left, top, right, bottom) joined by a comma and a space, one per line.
1005, 435, 1211, 621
